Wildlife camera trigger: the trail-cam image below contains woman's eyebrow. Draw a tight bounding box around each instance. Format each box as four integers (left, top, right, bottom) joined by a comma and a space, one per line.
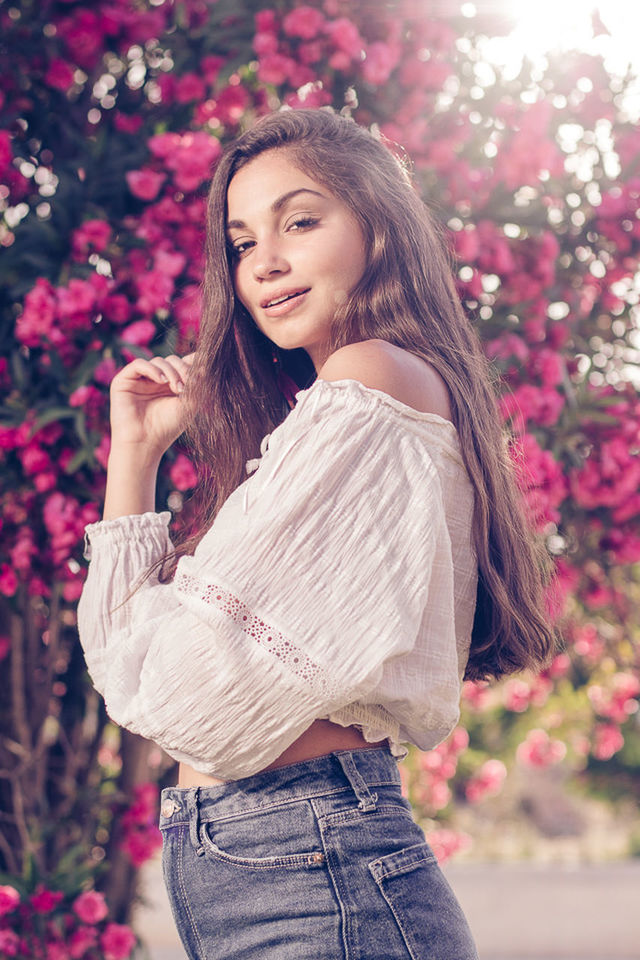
227, 188, 327, 231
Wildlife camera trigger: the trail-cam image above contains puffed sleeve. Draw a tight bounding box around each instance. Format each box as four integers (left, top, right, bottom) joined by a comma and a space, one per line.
77, 378, 456, 779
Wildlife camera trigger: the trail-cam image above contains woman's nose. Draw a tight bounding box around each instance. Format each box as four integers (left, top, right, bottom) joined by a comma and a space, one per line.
252, 241, 289, 280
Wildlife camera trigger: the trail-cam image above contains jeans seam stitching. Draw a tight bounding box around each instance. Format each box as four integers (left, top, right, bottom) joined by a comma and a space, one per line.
376, 855, 437, 880
199, 822, 324, 869
374, 880, 419, 960
177, 825, 206, 959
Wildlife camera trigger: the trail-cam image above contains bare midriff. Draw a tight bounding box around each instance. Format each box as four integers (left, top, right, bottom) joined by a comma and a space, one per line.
178, 719, 387, 787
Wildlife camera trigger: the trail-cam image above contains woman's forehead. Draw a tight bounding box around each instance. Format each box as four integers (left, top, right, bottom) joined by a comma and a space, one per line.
226, 151, 332, 223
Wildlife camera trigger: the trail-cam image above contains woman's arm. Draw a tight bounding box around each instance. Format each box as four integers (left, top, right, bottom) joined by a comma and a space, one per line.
102, 353, 193, 520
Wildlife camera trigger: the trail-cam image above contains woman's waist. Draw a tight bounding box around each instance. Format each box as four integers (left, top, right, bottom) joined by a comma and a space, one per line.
178, 719, 387, 788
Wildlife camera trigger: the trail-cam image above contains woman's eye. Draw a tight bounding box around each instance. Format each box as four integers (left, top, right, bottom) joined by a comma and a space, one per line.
230, 239, 254, 257
288, 216, 318, 231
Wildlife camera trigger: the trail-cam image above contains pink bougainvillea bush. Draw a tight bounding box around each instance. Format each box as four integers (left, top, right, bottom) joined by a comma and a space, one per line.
0, 883, 137, 960
1, 0, 640, 927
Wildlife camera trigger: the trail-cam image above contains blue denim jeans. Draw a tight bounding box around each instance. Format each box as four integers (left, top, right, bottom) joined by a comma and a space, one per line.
159, 747, 478, 960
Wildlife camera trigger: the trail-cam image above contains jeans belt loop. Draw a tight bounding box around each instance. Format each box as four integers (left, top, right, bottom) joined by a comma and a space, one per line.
335, 751, 378, 812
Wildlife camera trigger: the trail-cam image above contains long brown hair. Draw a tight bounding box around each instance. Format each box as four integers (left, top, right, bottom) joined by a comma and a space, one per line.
180, 108, 556, 681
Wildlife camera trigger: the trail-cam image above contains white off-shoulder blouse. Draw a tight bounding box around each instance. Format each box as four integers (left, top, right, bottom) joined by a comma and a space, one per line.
77, 377, 478, 780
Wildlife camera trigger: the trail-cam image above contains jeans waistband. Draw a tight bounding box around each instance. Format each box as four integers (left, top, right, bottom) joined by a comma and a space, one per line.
159, 747, 400, 829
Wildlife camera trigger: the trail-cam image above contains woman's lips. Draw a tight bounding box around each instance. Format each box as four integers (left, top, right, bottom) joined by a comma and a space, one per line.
261, 289, 309, 317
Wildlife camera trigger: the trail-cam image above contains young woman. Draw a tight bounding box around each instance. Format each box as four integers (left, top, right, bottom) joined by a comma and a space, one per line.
78, 109, 554, 960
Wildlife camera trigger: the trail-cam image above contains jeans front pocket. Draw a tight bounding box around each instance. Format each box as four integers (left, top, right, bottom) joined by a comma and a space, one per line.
368, 842, 479, 960
199, 799, 326, 870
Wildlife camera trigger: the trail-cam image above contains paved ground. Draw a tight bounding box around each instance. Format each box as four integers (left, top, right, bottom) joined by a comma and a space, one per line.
133, 857, 640, 959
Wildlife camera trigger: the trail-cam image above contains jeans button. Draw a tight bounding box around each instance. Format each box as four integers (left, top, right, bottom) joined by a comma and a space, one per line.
161, 799, 179, 817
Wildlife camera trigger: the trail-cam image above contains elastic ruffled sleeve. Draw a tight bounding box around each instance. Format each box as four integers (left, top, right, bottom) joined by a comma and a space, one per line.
77, 378, 463, 779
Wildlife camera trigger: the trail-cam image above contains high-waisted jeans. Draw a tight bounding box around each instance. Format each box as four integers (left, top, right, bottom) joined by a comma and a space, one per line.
159, 747, 478, 960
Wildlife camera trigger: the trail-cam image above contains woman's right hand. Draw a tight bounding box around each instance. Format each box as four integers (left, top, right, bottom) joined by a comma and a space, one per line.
109, 353, 195, 458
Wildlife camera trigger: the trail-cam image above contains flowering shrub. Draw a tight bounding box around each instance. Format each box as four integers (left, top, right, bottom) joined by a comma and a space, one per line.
0, 884, 136, 959
1, 0, 639, 923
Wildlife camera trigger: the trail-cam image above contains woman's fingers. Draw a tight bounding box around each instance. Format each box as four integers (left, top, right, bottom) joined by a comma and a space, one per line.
147, 356, 186, 394
115, 354, 195, 394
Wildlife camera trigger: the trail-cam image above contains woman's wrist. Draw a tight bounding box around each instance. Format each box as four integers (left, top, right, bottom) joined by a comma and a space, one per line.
103, 443, 162, 521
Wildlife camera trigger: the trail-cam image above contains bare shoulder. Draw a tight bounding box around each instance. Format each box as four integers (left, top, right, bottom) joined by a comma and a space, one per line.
317, 339, 453, 421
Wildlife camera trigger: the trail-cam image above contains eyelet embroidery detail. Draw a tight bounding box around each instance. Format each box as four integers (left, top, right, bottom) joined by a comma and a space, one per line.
175, 572, 339, 700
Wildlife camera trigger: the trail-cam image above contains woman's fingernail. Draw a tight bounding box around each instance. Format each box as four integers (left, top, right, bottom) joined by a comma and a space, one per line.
176, 381, 184, 393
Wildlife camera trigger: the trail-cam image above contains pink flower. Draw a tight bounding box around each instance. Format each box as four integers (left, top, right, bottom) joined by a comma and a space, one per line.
592, 723, 624, 760
255, 9, 278, 32
0, 564, 18, 597
120, 319, 157, 347
10, 529, 36, 574
154, 248, 186, 278
30, 885, 64, 914
147, 131, 182, 160
361, 42, 398, 86
43, 493, 98, 566
297, 40, 325, 65
56, 278, 99, 325
57, 9, 103, 69
0, 635, 10, 661
527, 348, 565, 388
211, 85, 250, 127
69, 385, 96, 408
258, 53, 295, 85
503, 678, 531, 712
71, 219, 111, 260
155, 72, 177, 104
200, 55, 224, 84
465, 759, 507, 804
0, 929, 20, 956
516, 729, 567, 768
170, 453, 198, 491
94, 434, 111, 469
63, 579, 84, 602
0, 885, 20, 916
569, 438, 640, 511
588, 673, 640, 724
253, 31, 280, 56
103, 294, 131, 326
546, 653, 571, 679
174, 284, 202, 339
100, 923, 136, 960
69, 926, 98, 959
45, 58, 75, 92
283, 5, 325, 39
113, 112, 143, 134
126, 168, 166, 201
461, 679, 490, 711
325, 17, 363, 59
500, 384, 565, 432
427, 828, 472, 865
15, 277, 57, 347
0, 130, 12, 175
175, 72, 207, 103
46, 941, 69, 960
449, 726, 470, 754
120, 828, 162, 867
94, 357, 118, 384
73, 890, 108, 925
452, 226, 479, 263
165, 131, 222, 192
135, 270, 174, 316
511, 432, 567, 530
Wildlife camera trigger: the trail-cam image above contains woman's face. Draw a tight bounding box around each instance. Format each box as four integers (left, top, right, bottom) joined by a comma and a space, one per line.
226, 149, 367, 371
